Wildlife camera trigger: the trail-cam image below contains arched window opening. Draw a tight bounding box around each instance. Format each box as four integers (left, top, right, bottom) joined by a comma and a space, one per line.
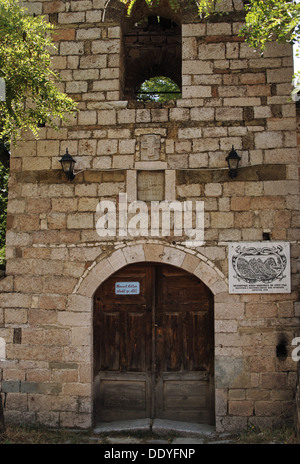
136, 76, 181, 102
123, 13, 182, 101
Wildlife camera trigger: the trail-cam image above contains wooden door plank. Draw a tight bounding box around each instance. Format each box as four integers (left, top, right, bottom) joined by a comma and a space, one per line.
93, 263, 154, 422
154, 264, 215, 423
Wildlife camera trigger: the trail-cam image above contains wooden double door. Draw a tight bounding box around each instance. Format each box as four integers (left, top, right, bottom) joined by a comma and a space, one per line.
93, 263, 215, 424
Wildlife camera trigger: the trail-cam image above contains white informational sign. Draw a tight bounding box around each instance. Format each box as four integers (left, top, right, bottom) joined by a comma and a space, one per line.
115, 282, 140, 295
0, 78, 5, 101
228, 242, 291, 294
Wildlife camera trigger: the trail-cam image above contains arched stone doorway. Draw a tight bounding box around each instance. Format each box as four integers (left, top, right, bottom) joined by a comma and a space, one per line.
93, 261, 214, 425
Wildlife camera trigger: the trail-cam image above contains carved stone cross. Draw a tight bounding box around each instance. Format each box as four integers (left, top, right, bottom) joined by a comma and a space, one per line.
140, 134, 161, 161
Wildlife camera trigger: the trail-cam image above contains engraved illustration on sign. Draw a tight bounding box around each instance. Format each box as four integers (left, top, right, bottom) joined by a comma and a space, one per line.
228, 242, 290, 294
232, 245, 287, 283
140, 135, 160, 161
115, 282, 140, 295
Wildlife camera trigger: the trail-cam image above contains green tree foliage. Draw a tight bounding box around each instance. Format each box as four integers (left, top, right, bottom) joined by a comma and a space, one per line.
0, 0, 77, 145
137, 76, 181, 102
240, 0, 300, 92
0, 0, 78, 269
240, 0, 300, 51
121, 0, 218, 16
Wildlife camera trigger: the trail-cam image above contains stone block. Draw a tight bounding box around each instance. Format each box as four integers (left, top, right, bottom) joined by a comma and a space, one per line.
119, 139, 136, 154
224, 97, 261, 107
263, 180, 298, 196
0, 276, 14, 293
245, 303, 277, 318
98, 182, 124, 196
193, 138, 219, 152
169, 108, 190, 121
215, 357, 249, 388
230, 197, 251, 211
107, 249, 127, 270
182, 60, 213, 75
97, 110, 116, 125
207, 22, 232, 36
80, 55, 107, 68
228, 401, 254, 416
255, 401, 282, 417
216, 107, 243, 121
53, 28, 76, 42
177, 183, 201, 197
23, 157, 51, 171
76, 28, 101, 40
246, 84, 271, 97
60, 41, 85, 55
66, 81, 88, 93
240, 73, 266, 85
161, 247, 185, 267
93, 79, 119, 91
175, 140, 191, 153
182, 37, 197, 59
182, 23, 206, 37
267, 67, 293, 83
255, 131, 283, 149
58, 12, 85, 23
15, 277, 43, 293
67, 212, 94, 230
86, 9, 103, 21
78, 111, 97, 125
52, 198, 78, 212
2, 380, 20, 393
218, 85, 246, 98
4, 392, 29, 413
198, 43, 225, 60
190, 107, 215, 121
123, 245, 145, 264
97, 139, 118, 155
178, 127, 202, 139
112, 155, 134, 169
182, 86, 212, 99
20, 381, 39, 393
204, 183, 222, 197
91, 39, 120, 54
210, 212, 234, 228
107, 26, 121, 39
72, 327, 91, 346
261, 372, 288, 389
5, 308, 28, 324
226, 42, 239, 59
250, 196, 285, 210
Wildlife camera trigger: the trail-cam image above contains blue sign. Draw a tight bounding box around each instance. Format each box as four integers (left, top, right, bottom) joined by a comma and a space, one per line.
115, 282, 140, 295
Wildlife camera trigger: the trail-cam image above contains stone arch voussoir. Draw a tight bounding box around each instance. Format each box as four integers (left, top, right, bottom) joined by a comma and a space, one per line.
74, 243, 228, 300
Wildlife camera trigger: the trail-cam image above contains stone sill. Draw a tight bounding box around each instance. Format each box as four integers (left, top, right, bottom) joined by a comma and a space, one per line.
127, 100, 178, 109
15, 164, 287, 185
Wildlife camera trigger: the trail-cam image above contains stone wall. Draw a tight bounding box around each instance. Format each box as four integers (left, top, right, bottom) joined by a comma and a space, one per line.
0, 0, 299, 432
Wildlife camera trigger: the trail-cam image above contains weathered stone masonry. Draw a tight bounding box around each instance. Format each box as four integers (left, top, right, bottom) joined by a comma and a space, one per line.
0, 0, 299, 432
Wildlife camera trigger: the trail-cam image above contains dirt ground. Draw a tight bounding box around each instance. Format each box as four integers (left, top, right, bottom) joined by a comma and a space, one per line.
0, 423, 299, 445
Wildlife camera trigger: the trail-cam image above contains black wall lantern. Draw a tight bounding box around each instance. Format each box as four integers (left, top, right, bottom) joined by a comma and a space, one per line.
59, 148, 76, 181
226, 146, 241, 179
